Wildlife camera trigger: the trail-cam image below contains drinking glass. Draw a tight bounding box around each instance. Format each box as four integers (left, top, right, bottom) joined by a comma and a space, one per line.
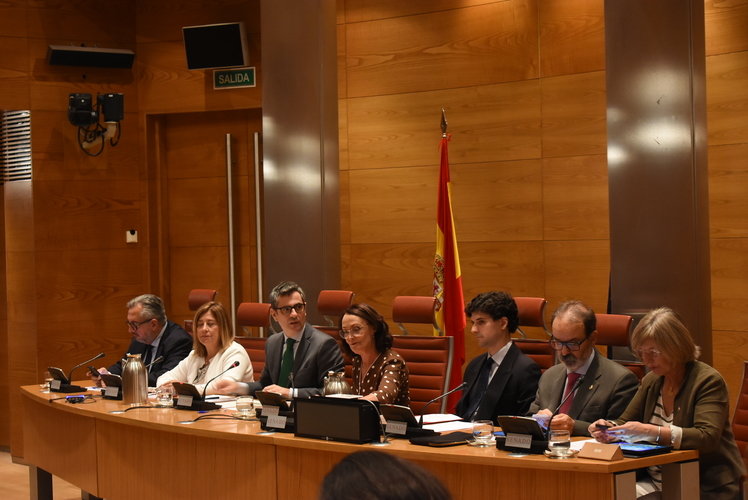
235, 396, 255, 418
155, 386, 173, 407
471, 420, 494, 447
40, 371, 52, 393
547, 429, 571, 457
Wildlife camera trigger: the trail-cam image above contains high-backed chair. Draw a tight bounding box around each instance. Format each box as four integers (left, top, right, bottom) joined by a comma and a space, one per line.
235, 302, 273, 381
732, 361, 748, 497
392, 296, 442, 335
512, 297, 555, 371
514, 296, 549, 338
316, 289, 355, 327
184, 288, 218, 333
595, 312, 646, 380
391, 335, 453, 414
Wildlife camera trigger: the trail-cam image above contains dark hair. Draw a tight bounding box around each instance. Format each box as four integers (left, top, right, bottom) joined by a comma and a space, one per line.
338, 303, 392, 358
551, 300, 596, 337
269, 281, 306, 308
464, 291, 519, 333
320, 450, 451, 500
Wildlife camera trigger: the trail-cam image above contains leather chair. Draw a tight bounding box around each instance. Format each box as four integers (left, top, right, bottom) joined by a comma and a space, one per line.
514, 296, 549, 338
316, 289, 355, 327
392, 296, 442, 335
391, 334, 453, 414
513, 297, 555, 371
595, 313, 646, 380
235, 302, 272, 381
732, 360, 748, 493
184, 288, 218, 334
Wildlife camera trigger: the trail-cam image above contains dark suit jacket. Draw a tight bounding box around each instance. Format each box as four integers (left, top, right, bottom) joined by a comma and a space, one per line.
108, 320, 192, 387
455, 342, 540, 422
248, 324, 344, 398
615, 360, 745, 498
527, 352, 639, 436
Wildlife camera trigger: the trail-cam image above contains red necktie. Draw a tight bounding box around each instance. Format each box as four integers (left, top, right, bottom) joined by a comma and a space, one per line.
558, 372, 581, 415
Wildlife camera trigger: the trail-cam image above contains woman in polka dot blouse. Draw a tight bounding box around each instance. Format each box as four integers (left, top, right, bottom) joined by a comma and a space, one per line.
339, 303, 410, 405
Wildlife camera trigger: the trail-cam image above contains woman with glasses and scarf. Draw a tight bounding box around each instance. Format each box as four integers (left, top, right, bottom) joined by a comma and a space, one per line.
589, 307, 744, 499
340, 303, 409, 405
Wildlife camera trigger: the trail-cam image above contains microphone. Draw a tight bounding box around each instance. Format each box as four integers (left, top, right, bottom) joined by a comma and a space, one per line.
66, 352, 105, 385
545, 374, 585, 439
418, 382, 467, 426
145, 355, 163, 370
361, 399, 390, 445
200, 360, 240, 400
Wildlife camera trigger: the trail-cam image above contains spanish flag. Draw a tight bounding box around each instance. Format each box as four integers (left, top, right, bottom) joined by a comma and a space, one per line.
433, 124, 466, 411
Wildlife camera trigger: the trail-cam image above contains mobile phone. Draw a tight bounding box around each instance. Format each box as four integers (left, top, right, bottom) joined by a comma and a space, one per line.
88, 365, 101, 378
596, 422, 612, 430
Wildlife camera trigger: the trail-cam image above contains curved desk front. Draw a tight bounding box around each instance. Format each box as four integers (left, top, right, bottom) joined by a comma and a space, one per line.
20, 385, 699, 500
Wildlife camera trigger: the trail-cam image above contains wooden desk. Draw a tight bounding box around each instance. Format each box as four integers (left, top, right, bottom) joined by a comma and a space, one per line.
20, 385, 699, 500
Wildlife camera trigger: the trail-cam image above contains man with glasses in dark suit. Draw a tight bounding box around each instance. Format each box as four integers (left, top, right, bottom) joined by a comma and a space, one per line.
93, 294, 192, 387
215, 281, 344, 397
528, 300, 639, 436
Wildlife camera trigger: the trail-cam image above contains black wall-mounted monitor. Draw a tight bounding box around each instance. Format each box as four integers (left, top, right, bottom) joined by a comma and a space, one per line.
182, 22, 249, 70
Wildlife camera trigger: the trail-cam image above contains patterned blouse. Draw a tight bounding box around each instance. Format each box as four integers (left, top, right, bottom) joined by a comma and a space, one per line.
351, 349, 409, 406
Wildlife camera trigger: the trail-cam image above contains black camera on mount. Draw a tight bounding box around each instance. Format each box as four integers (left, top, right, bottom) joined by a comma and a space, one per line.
68, 93, 97, 127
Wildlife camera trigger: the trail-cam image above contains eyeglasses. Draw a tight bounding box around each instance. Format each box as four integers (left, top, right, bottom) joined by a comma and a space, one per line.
273, 302, 306, 315
549, 337, 589, 351
340, 325, 367, 339
635, 348, 662, 359
126, 318, 152, 331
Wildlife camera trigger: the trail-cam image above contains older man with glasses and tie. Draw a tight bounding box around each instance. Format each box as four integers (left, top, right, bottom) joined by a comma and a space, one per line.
527, 300, 639, 436
93, 294, 192, 387
215, 281, 344, 398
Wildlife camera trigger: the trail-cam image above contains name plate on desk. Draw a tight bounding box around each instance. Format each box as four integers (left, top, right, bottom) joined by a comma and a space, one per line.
177, 394, 193, 408
266, 415, 287, 429
505, 433, 533, 449
103, 386, 121, 399
262, 406, 280, 417
50, 379, 62, 391
385, 420, 408, 436
578, 442, 623, 461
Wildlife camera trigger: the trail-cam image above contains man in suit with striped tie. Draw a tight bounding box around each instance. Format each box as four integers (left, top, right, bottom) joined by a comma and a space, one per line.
528, 301, 639, 436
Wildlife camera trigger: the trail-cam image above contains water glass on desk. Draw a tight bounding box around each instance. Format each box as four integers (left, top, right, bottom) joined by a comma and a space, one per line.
155, 386, 173, 407
235, 396, 255, 418
39, 371, 52, 393
547, 429, 571, 457
471, 420, 494, 447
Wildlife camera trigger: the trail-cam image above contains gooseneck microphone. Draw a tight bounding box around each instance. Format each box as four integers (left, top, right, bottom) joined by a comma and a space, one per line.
201, 360, 240, 400
145, 355, 164, 370
418, 382, 467, 426
67, 352, 106, 384
545, 375, 584, 439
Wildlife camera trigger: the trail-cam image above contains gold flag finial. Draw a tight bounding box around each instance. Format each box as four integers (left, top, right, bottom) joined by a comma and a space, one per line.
440, 107, 448, 137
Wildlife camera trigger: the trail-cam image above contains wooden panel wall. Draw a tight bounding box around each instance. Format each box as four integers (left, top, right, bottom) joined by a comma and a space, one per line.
340, 0, 748, 408
0, 0, 262, 453
338, 0, 609, 363
705, 0, 748, 409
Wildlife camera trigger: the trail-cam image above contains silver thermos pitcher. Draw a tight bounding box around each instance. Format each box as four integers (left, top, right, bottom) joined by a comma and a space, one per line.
122, 353, 148, 405
323, 371, 352, 395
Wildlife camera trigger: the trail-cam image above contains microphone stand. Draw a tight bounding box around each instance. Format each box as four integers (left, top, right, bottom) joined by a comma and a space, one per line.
361, 399, 390, 446
200, 360, 241, 401
51, 353, 106, 393
418, 382, 467, 426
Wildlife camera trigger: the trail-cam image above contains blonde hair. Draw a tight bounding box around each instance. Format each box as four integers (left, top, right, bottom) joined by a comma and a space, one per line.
630, 307, 698, 365
192, 301, 234, 358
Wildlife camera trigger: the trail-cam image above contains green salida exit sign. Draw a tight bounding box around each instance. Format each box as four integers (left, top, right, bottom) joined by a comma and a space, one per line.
213, 67, 256, 89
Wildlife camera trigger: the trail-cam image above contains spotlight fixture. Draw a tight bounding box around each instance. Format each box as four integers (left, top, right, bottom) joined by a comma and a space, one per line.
68, 93, 124, 156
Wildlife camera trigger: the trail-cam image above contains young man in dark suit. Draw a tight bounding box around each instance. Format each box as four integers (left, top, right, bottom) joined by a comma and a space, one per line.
455, 291, 540, 422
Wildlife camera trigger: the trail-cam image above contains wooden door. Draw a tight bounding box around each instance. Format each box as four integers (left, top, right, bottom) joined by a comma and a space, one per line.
148, 109, 262, 331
